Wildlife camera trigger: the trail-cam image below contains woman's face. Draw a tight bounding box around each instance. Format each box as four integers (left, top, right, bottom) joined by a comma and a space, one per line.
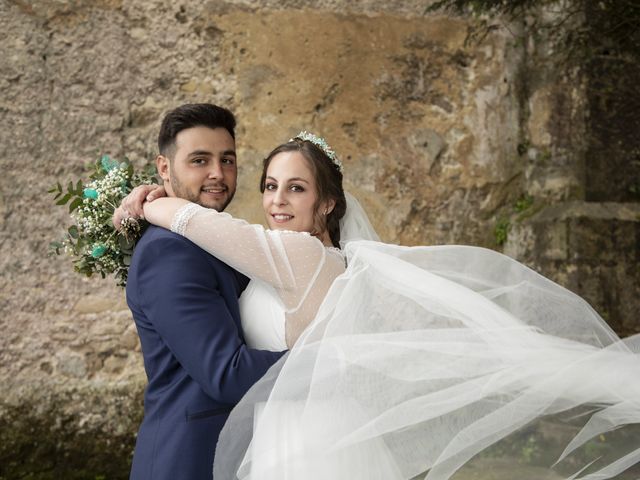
262, 151, 323, 235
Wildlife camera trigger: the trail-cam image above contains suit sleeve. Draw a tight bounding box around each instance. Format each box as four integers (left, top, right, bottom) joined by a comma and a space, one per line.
135, 233, 285, 404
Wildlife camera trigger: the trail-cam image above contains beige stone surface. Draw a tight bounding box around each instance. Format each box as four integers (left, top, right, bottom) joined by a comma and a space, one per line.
1, 0, 637, 477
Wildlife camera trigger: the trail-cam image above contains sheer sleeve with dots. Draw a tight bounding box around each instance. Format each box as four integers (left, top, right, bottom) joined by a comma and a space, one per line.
170, 202, 346, 346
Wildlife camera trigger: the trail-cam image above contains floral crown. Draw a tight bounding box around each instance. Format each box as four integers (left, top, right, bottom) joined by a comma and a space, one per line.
291, 131, 343, 173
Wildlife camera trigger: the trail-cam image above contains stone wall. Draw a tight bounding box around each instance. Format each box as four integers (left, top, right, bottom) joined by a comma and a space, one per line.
1, 0, 637, 478
502, 5, 640, 337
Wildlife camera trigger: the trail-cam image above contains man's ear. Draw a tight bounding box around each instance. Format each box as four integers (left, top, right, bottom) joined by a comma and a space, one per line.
156, 155, 170, 182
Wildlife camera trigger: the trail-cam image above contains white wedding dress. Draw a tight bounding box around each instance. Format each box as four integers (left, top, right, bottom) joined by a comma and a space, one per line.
170, 196, 640, 480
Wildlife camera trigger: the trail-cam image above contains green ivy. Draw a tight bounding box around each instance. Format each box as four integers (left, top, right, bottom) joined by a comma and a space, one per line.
494, 217, 510, 246
514, 194, 534, 213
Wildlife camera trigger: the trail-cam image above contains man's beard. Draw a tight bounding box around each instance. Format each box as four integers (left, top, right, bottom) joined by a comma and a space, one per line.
169, 170, 234, 212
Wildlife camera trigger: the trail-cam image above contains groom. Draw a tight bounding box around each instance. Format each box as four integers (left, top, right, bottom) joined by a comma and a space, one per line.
125, 103, 285, 479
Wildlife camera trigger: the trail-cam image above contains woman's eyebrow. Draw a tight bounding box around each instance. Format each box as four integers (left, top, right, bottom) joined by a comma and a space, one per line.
265, 176, 310, 184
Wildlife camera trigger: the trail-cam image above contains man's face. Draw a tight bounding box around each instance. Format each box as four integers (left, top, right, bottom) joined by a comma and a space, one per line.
157, 126, 237, 211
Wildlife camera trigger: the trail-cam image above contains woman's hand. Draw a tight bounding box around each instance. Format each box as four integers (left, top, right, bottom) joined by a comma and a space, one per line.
112, 184, 166, 229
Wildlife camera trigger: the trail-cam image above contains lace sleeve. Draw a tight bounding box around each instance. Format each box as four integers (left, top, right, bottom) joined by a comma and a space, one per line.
168, 203, 344, 313
171, 203, 202, 236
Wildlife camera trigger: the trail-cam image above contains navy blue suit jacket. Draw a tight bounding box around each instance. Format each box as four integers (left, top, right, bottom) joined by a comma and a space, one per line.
126, 225, 285, 480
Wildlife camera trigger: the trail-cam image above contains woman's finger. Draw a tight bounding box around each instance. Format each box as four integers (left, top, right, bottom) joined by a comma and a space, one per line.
125, 185, 154, 218
114, 184, 164, 228
146, 185, 166, 202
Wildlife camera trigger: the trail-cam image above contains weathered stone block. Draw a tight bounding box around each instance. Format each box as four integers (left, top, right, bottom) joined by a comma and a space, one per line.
506, 201, 640, 336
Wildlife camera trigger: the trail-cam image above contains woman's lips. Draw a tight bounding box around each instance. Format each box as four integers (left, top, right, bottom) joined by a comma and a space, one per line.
271, 214, 293, 223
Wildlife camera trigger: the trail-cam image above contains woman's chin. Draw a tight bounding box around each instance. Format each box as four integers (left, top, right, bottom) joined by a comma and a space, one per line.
267, 217, 293, 230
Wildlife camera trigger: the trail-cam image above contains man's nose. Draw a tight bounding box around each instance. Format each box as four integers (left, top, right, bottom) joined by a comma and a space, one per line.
207, 160, 223, 179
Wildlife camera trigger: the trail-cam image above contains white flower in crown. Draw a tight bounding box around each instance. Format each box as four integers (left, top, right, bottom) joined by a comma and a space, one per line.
291, 131, 344, 173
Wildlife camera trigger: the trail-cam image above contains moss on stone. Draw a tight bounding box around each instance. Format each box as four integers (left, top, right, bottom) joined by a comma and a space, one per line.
1, 385, 143, 480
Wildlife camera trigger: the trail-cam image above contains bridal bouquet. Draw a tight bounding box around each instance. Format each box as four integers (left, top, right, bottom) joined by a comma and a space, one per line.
50, 155, 157, 286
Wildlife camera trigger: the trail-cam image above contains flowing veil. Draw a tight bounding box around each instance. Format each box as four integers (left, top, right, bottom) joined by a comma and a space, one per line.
214, 194, 640, 480
338, 192, 380, 246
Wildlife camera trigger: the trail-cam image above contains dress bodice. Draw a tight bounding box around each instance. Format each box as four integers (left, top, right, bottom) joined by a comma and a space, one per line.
239, 247, 345, 351
239, 279, 287, 351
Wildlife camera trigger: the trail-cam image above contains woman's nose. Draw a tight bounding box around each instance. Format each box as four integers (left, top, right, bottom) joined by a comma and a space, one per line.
273, 188, 287, 206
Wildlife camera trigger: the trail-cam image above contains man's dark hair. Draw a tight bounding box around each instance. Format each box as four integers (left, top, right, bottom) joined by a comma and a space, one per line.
158, 103, 236, 157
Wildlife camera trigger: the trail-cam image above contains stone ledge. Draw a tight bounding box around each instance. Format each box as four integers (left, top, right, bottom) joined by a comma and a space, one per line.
532, 201, 640, 222
505, 201, 640, 262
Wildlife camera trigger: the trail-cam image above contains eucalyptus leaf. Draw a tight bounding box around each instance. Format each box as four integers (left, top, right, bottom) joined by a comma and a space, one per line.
118, 235, 135, 250
56, 193, 72, 205
49, 241, 63, 255
69, 197, 83, 213
143, 163, 158, 177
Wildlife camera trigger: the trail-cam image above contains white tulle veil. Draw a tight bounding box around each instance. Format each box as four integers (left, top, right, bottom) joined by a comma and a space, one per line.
214, 193, 640, 480
338, 192, 380, 247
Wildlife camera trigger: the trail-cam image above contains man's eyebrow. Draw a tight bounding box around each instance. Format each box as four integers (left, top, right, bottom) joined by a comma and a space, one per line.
187, 149, 236, 157
187, 150, 213, 157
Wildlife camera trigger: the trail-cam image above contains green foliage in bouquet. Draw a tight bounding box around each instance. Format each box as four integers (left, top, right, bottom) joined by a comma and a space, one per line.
49, 155, 158, 286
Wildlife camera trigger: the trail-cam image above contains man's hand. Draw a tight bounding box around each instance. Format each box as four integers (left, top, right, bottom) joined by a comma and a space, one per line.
112, 184, 166, 230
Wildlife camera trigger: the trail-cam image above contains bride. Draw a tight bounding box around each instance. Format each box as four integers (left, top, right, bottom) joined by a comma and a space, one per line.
127, 132, 639, 480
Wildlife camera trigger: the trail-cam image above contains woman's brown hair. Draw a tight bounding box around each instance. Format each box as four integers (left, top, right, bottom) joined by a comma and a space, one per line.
260, 138, 346, 248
